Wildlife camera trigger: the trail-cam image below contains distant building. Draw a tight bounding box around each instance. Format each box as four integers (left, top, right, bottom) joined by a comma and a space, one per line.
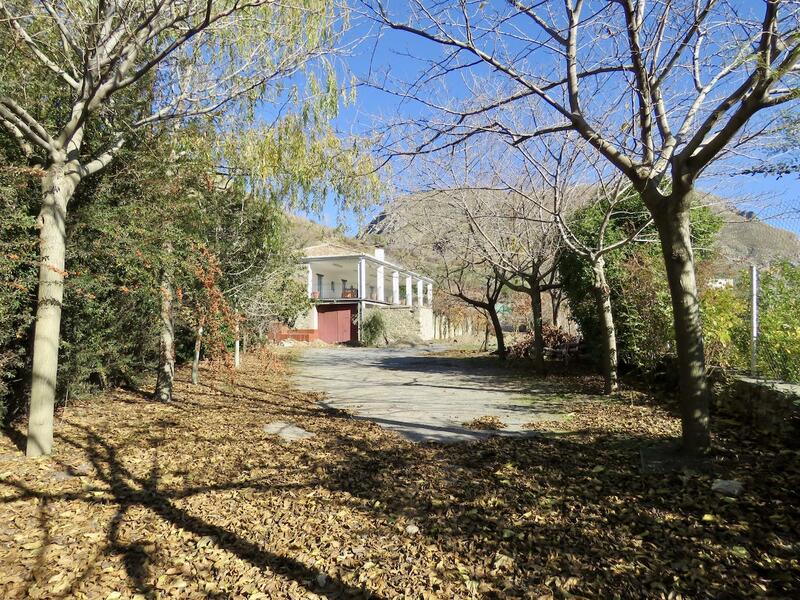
285, 243, 434, 344
707, 278, 734, 289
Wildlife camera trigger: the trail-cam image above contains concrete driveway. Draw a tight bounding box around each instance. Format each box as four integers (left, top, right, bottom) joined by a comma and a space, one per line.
293, 346, 571, 443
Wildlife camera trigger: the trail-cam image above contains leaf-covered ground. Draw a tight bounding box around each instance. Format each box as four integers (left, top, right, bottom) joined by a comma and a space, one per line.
1, 351, 798, 599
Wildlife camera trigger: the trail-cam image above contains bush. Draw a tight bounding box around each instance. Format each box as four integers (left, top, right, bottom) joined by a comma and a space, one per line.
507, 326, 579, 360
0, 150, 38, 421
699, 263, 800, 383
756, 262, 800, 382
361, 310, 388, 346
700, 285, 748, 371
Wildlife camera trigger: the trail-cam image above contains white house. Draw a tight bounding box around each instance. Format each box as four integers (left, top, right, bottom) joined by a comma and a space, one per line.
288, 243, 434, 344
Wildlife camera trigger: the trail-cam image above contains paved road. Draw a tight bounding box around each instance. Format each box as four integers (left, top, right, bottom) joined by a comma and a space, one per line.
293, 346, 570, 443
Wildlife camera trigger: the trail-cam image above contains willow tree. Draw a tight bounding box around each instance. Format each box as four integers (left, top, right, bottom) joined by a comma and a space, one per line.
0, 0, 347, 457
366, 0, 800, 455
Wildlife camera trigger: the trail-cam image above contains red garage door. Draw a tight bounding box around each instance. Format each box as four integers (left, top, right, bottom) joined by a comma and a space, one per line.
317, 304, 357, 344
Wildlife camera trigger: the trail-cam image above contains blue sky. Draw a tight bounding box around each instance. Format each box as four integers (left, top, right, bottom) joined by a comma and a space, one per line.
299, 5, 800, 237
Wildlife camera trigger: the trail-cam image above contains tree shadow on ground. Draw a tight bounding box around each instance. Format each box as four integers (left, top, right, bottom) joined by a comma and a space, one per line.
1, 361, 798, 598
314, 408, 800, 597
374, 351, 607, 396
2, 422, 380, 599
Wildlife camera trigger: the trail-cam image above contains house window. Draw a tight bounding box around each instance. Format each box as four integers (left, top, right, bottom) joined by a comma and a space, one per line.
317, 273, 323, 297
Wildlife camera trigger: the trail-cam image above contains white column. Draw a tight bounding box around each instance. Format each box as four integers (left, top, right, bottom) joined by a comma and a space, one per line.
358, 257, 366, 299
306, 264, 313, 297
416, 279, 424, 307
376, 263, 385, 302
405, 274, 413, 306
427, 282, 433, 307
392, 271, 400, 305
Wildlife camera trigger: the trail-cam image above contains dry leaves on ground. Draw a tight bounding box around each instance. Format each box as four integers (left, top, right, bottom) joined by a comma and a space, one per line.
0, 350, 798, 599
462, 416, 507, 430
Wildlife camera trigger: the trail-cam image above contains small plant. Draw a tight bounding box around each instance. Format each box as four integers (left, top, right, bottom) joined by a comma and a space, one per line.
361, 311, 388, 346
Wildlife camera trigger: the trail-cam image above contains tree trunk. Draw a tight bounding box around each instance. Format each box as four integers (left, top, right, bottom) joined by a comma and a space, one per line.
550, 289, 563, 329
191, 322, 203, 385
591, 257, 619, 395
487, 303, 506, 359
481, 320, 489, 352
26, 163, 75, 457
529, 286, 545, 371
653, 195, 711, 453
155, 263, 175, 402
234, 318, 241, 369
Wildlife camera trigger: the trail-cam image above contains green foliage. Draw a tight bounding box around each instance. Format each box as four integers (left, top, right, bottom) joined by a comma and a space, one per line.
614, 251, 677, 372
699, 262, 800, 383
360, 311, 388, 346
755, 262, 800, 382
222, 116, 382, 215
560, 196, 723, 378
0, 124, 313, 406
700, 285, 749, 371
0, 0, 381, 416
0, 147, 38, 420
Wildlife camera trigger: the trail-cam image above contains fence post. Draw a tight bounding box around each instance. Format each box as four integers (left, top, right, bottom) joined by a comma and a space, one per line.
750, 264, 759, 377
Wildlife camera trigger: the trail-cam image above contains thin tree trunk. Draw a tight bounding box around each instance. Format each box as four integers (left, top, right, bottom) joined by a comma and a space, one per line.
481, 320, 489, 352
529, 285, 545, 371
487, 303, 506, 359
191, 321, 203, 385
26, 163, 75, 457
653, 195, 711, 453
550, 289, 563, 329
591, 257, 619, 395
234, 318, 241, 369
155, 258, 175, 402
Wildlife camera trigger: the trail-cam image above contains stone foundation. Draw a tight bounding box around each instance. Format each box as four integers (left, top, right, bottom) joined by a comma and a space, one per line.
364, 305, 426, 345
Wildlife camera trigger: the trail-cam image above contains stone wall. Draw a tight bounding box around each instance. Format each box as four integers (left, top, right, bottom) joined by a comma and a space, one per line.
294, 306, 317, 330
417, 307, 434, 341
714, 376, 800, 437
364, 305, 423, 345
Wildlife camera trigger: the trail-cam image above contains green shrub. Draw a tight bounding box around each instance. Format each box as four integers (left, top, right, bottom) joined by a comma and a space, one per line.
361, 311, 388, 346
0, 150, 38, 421
756, 262, 800, 382
559, 197, 722, 381
700, 285, 749, 370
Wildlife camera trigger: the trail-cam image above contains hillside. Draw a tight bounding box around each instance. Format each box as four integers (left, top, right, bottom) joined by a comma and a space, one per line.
708, 202, 800, 276
286, 213, 373, 255
362, 190, 800, 279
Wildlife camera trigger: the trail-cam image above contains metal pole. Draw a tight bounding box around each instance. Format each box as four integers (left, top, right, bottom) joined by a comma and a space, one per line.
750, 264, 759, 377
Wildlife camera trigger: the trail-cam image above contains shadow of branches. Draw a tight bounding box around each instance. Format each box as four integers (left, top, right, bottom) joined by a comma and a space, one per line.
0, 357, 797, 598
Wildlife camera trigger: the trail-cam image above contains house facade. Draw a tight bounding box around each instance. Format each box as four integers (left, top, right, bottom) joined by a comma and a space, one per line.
289, 243, 434, 344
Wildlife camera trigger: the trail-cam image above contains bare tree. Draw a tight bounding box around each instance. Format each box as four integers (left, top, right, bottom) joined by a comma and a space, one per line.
438, 256, 509, 359
397, 142, 563, 369
363, 0, 800, 454
371, 191, 511, 357
458, 188, 561, 372
0, 0, 343, 456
